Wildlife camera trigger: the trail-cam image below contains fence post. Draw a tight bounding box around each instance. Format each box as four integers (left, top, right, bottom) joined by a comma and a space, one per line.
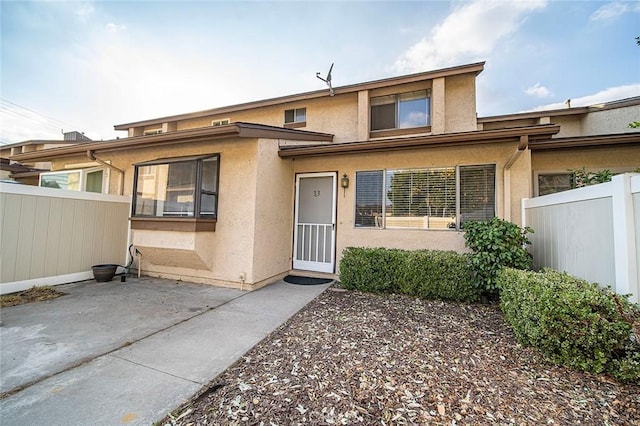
611, 174, 638, 303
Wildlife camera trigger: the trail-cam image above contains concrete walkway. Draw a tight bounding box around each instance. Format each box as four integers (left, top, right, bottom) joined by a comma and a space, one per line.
0, 277, 331, 425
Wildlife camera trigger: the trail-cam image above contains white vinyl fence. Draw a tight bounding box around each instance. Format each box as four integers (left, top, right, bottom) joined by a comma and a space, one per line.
522, 173, 639, 304
0, 183, 131, 294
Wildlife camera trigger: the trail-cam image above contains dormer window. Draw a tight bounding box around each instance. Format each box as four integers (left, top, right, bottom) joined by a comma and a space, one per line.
370, 90, 430, 131
284, 108, 306, 128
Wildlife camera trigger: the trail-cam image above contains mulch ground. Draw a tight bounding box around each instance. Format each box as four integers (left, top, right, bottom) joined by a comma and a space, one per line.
0, 286, 66, 307
162, 287, 640, 425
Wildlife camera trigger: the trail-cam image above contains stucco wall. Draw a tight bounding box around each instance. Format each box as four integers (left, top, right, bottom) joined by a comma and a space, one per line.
532, 146, 640, 173
289, 140, 523, 272
581, 105, 640, 136
51, 138, 266, 288
176, 94, 360, 143
251, 139, 295, 285
444, 74, 477, 133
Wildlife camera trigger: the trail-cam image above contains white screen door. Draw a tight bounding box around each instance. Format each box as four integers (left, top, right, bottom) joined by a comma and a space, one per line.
293, 172, 336, 273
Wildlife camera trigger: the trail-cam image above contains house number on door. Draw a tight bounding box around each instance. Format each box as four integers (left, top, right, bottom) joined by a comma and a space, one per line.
313, 190, 321, 197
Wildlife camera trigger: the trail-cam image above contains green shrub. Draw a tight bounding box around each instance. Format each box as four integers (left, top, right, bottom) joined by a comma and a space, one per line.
498, 268, 640, 382
400, 250, 479, 302
463, 217, 533, 297
339, 247, 405, 293
339, 247, 479, 302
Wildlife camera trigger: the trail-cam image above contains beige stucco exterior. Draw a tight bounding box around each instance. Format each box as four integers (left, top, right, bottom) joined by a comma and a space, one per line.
9, 62, 639, 290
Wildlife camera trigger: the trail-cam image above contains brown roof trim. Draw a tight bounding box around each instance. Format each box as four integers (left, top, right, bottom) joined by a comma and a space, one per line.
0, 140, 88, 149
529, 132, 640, 150
11, 122, 333, 162
478, 96, 640, 123
114, 62, 485, 130
278, 125, 561, 158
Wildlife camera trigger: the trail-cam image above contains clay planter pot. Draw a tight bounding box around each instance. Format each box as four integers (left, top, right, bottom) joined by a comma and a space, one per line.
92, 264, 119, 282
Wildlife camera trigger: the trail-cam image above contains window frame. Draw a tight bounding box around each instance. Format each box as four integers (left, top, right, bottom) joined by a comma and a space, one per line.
131, 154, 220, 231
284, 107, 307, 128
211, 118, 231, 127
39, 166, 108, 194
354, 164, 496, 231
370, 89, 431, 134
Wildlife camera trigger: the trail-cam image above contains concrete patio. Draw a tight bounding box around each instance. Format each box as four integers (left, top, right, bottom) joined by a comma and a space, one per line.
0, 277, 331, 425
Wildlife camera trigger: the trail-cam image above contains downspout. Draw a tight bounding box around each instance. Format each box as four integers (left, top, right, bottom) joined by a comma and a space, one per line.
87, 150, 125, 195
503, 135, 528, 222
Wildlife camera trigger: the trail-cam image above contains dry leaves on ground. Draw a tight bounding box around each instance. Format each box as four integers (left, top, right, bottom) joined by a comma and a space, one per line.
163, 287, 640, 425
0, 286, 66, 307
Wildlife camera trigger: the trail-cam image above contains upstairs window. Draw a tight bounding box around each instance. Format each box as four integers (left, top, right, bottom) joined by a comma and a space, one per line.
40, 167, 107, 193
211, 118, 230, 127
284, 108, 306, 127
132, 154, 219, 219
355, 164, 495, 230
370, 90, 430, 131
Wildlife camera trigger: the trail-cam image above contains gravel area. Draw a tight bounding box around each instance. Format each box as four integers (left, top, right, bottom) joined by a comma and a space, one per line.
162, 287, 640, 425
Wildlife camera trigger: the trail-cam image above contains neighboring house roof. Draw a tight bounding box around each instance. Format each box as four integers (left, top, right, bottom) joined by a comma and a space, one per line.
529, 132, 640, 151
114, 62, 486, 130
279, 125, 561, 158
0, 158, 46, 173
478, 96, 640, 123
10, 122, 334, 162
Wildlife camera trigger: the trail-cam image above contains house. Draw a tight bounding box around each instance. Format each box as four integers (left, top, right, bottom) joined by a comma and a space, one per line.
9, 62, 640, 290
0, 131, 92, 185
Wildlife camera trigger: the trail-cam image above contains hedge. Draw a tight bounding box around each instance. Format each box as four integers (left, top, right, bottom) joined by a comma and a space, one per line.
498, 268, 640, 383
339, 247, 480, 303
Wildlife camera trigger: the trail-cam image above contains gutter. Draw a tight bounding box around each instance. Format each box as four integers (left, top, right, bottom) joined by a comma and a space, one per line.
87, 150, 125, 195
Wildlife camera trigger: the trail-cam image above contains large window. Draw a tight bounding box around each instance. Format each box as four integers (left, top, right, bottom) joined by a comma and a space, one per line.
40, 167, 106, 193
132, 154, 219, 219
370, 90, 430, 131
355, 164, 495, 230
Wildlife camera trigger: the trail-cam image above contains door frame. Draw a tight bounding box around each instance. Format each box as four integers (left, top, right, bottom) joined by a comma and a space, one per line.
292, 172, 337, 273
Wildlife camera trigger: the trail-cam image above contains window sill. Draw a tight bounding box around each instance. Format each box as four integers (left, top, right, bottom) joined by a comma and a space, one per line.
283, 121, 307, 129
130, 217, 216, 232
369, 125, 431, 139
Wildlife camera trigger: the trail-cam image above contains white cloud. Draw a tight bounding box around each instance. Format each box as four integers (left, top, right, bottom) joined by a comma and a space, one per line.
74, 1, 95, 23
105, 23, 126, 33
529, 84, 640, 111
525, 82, 553, 98
590, 1, 640, 21
394, 0, 547, 73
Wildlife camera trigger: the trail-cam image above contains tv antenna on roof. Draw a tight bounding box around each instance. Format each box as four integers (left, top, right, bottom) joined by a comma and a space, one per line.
316, 63, 334, 96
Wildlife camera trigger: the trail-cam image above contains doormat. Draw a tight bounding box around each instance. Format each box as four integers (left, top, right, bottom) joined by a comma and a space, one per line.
283, 275, 333, 285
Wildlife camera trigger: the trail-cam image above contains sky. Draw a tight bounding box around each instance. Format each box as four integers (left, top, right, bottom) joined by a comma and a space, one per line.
1, 0, 639, 144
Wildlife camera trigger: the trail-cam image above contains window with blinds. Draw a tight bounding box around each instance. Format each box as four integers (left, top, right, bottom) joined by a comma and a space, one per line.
460, 165, 496, 225
355, 170, 384, 227
355, 165, 495, 230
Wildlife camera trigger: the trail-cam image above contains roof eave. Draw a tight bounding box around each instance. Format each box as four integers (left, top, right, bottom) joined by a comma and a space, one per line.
11, 122, 333, 162
114, 62, 485, 130
278, 125, 561, 158
529, 132, 640, 150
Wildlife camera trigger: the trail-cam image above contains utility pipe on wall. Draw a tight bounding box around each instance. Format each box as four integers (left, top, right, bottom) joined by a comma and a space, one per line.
503, 135, 529, 222
87, 150, 125, 195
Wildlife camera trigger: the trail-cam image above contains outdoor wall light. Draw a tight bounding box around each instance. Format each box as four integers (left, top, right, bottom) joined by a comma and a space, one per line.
341, 173, 350, 189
